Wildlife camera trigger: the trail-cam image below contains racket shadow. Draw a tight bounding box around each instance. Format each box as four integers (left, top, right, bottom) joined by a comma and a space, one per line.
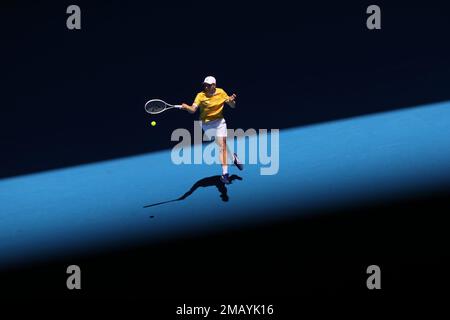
143, 174, 243, 209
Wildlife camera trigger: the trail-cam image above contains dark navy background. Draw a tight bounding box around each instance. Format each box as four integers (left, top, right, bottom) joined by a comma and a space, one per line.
2, 0, 450, 178
1, 0, 450, 313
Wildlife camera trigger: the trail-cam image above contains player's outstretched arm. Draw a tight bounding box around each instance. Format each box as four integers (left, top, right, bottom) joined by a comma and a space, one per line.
181, 103, 198, 114
226, 94, 237, 108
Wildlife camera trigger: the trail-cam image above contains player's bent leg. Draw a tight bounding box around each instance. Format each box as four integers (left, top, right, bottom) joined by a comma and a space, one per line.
232, 149, 243, 171
224, 142, 244, 171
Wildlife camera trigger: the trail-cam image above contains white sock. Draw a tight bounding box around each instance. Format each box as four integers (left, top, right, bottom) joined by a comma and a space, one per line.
222, 167, 228, 175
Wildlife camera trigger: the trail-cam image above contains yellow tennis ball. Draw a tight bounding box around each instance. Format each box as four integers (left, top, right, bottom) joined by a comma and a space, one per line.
151, 121, 156, 127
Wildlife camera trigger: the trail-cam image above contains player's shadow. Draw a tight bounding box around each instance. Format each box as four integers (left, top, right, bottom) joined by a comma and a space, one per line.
143, 174, 243, 209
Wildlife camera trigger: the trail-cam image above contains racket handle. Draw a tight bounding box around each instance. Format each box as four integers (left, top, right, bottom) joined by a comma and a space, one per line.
174, 105, 182, 109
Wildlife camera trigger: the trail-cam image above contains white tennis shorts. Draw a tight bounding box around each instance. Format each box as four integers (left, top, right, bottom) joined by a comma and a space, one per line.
202, 118, 227, 139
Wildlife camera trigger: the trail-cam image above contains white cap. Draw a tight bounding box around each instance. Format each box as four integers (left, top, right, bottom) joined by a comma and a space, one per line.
203, 76, 216, 85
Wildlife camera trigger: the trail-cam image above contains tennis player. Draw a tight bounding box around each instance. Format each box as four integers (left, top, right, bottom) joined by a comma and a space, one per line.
181, 76, 243, 184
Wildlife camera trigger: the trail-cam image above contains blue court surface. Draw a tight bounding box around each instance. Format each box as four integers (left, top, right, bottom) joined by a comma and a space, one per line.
1, 101, 450, 269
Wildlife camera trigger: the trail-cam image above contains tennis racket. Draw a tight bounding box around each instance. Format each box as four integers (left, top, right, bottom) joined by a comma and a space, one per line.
144, 99, 182, 114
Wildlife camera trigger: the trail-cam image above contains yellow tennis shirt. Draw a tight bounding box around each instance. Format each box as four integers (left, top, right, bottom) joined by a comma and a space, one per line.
193, 88, 229, 122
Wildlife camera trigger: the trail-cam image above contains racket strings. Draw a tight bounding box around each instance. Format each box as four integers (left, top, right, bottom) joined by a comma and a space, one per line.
145, 100, 166, 113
